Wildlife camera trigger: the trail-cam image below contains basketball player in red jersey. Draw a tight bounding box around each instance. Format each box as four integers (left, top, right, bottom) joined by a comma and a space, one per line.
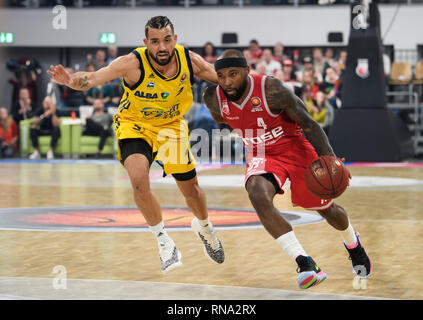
203, 50, 371, 289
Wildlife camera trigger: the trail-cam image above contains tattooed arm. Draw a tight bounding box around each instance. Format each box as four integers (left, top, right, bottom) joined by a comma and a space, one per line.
203, 85, 226, 124
265, 77, 335, 157
47, 53, 139, 91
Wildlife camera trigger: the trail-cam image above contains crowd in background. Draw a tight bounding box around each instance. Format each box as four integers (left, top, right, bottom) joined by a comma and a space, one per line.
190, 40, 347, 137
1, 40, 350, 159
7, 0, 414, 8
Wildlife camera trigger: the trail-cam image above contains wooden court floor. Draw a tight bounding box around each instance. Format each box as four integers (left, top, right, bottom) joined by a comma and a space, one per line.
0, 160, 422, 299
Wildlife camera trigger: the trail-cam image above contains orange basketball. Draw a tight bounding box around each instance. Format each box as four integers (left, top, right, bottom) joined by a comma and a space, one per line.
305, 156, 350, 200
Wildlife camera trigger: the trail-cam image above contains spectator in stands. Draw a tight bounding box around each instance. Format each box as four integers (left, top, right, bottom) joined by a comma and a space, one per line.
107, 45, 119, 64
85, 83, 114, 106
256, 48, 282, 75
192, 42, 218, 103
312, 47, 325, 79
292, 49, 301, 69
338, 50, 347, 72
0, 107, 18, 158
94, 49, 107, 70
107, 46, 123, 86
82, 63, 112, 105
58, 67, 85, 115
331, 61, 344, 101
202, 42, 217, 64
83, 98, 113, 158
324, 48, 335, 66
297, 56, 323, 84
242, 49, 257, 72
8, 69, 37, 107
85, 53, 94, 69
322, 47, 334, 76
256, 63, 267, 76
29, 96, 61, 160
248, 39, 263, 64
282, 59, 297, 82
11, 88, 34, 126
319, 66, 341, 109
303, 87, 333, 134
273, 42, 289, 65
301, 69, 320, 100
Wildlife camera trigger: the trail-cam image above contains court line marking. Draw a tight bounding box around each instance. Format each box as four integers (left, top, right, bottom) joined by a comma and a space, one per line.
0, 276, 390, 300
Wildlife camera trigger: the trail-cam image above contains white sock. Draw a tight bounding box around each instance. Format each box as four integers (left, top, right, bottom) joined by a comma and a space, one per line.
341, 220, 358, 248
149, 221, 171, 244
276, 231, 307, 260
198, 217, 212, 230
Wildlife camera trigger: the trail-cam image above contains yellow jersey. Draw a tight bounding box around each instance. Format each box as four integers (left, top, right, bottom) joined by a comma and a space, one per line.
117, 44, 194, 127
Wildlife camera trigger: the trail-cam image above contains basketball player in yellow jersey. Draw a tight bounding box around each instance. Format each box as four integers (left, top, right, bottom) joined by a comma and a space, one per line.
47, 16, 224, 273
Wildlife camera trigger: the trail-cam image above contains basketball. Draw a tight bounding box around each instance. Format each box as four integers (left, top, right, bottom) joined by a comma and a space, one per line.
305, 156, 350, 200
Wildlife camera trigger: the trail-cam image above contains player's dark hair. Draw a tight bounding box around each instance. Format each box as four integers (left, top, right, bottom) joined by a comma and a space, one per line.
220, 49, 244, 59
145, 16, 174, 39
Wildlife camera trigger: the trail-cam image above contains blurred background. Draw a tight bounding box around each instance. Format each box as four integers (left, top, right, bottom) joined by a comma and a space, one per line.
0, 0, 422, 161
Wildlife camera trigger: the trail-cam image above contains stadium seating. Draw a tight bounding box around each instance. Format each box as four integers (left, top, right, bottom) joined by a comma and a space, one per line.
70, 122, 117, 158
70, 106, 117, 158
389, 62, 413, 85
19, 118, 72, 157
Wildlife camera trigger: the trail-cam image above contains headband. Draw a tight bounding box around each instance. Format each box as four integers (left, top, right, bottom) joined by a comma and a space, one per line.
214, 57, 248, 71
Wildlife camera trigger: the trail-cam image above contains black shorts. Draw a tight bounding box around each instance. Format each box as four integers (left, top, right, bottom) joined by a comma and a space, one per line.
119, 138, 197, 181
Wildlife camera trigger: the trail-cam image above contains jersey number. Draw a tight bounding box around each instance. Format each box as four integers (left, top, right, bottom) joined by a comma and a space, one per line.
257, 117, 267, 130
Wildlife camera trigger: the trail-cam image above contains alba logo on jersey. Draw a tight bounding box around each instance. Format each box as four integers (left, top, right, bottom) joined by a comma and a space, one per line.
241, 126, 284, 146
134, 91, 170, 100
135, 91, 158, 99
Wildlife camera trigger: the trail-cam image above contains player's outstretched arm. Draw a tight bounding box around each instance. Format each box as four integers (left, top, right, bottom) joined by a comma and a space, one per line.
203, 85, 225, 124
265, 77, 335, 157
47, 53, 138, 91
189, 51, 218, 84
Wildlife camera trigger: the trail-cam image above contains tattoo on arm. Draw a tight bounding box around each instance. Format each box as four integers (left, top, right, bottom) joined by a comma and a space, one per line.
69, 72, 94, 90
265, 77, 335, 157
72, 76, 88, 89
203, 85, 225, 124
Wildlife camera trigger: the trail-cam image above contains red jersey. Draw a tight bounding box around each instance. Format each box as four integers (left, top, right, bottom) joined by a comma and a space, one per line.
216, 74, 312, 160
216, 74, 333, 210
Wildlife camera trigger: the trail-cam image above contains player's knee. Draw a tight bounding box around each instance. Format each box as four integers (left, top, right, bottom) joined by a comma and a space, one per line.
248, 190, 273, 209
130, 173, 150, 195
183, 182, 203, 201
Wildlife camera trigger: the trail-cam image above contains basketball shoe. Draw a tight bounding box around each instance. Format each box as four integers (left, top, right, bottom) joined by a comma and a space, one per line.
296, 255, 327, 289
158, 237, 182, 274
191, 218, 225, 264
345, 232, 372, 278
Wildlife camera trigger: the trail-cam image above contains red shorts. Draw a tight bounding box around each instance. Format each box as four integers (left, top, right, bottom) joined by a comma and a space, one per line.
244, 141, 334, 211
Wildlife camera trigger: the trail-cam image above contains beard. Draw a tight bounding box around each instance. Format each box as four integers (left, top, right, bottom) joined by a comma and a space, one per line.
221, 78, 249, 102
149, 49, 175, 66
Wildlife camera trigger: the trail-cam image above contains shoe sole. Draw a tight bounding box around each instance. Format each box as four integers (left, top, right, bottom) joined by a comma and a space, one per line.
191, 218, 224, 264
161, 250, 182, 274
298, 271, 327, 289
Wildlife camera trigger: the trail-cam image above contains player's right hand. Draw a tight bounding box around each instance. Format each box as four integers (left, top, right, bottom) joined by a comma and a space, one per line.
339, 157, 352, 179
47, 64, 72, 86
